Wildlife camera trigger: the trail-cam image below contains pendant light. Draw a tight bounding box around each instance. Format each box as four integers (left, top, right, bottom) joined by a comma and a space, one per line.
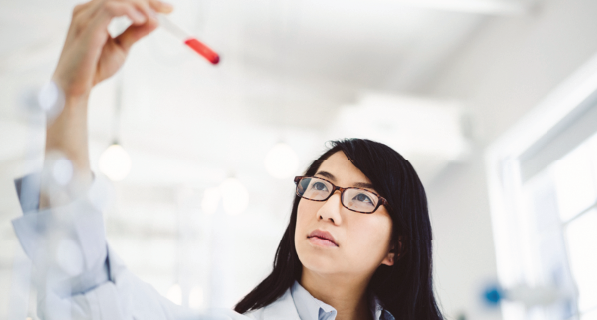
99, 76, 132, 181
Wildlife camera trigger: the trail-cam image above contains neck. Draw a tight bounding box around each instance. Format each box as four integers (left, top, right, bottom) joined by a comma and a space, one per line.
300, 268, 372, 320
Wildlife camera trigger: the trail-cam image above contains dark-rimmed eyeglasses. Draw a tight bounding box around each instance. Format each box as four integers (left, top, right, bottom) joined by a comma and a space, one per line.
294, 176, 388, 214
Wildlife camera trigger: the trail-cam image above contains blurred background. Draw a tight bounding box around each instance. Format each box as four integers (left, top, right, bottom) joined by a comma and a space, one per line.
1, 0, 597, 319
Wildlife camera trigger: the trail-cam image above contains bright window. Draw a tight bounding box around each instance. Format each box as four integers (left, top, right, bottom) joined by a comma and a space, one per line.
487, 54, 597, 320
521, 132, 597, 319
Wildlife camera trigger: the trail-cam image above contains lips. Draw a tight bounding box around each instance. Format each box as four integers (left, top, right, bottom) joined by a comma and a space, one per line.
307, 230, 339, 247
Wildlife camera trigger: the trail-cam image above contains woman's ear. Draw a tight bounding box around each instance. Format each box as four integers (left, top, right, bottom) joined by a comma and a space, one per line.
381, 243, 396, 266
381, 250, 395, 266
381, 237, 403, 266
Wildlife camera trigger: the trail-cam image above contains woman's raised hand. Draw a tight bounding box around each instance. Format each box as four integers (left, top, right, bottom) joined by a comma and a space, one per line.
41, 0, 172, 203
53, 0, 173, 101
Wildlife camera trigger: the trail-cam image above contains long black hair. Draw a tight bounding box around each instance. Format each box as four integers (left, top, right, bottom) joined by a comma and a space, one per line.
234, 139, 443, 319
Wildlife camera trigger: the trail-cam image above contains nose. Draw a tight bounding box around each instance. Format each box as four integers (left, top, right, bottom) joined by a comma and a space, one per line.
317, 190, 343, 225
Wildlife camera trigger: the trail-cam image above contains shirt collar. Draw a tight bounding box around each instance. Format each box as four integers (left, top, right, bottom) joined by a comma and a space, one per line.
371, 295, 395, 320
290, 281, 394, 320
291, 281, 336, 320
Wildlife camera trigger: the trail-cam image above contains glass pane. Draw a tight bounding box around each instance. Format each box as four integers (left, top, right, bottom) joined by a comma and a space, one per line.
523, 171, 578, 320
565, 209, 597, 313
552, 142, 597, 222
522, 172, 563, 283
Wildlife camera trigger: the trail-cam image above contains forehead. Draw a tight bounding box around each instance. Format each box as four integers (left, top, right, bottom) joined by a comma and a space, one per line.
316, 151, 372, 185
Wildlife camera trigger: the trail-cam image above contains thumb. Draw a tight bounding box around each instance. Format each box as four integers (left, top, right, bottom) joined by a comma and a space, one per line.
115, 18, 158, 52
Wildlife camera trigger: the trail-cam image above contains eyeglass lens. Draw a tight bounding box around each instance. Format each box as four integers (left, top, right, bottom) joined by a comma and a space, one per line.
296, 177, 379, 213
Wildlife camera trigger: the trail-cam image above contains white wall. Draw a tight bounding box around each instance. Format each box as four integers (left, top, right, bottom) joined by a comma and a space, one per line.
424, 0, 597, 318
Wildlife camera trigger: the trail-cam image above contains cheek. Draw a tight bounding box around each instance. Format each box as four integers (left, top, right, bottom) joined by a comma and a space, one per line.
346, 216, 393, 263
296, 199, 319, 223
295, 199, 320, 237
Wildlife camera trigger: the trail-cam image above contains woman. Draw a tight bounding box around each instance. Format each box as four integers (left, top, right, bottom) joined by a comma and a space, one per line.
14, 0, 443, 319
236, 140, 442, 320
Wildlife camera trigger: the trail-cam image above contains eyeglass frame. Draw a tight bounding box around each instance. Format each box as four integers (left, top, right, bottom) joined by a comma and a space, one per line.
293, 175, 389, 214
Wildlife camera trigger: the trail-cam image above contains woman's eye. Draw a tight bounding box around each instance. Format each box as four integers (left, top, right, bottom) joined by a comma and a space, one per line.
354, 193, 373, 204
312, 182, 328, 191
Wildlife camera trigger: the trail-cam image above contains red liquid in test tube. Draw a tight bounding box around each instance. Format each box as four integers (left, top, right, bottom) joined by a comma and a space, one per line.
157, 14, 220, 65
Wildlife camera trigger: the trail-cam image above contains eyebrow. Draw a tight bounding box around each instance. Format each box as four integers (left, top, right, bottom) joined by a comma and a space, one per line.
315, 171, 376, 190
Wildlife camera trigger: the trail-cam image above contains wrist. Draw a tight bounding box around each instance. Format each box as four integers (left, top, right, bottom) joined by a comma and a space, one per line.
62, 92, 90, 112
50, 73, 92, 108
45, 89, 91, 175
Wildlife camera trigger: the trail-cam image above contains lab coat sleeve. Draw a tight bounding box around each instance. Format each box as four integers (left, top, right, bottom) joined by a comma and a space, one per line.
11, 173, 110, 295
10, 173, 224, 320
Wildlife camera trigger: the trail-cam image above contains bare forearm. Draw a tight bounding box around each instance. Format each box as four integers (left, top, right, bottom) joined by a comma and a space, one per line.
41, 95, 93, 209
45, 95, 92, 176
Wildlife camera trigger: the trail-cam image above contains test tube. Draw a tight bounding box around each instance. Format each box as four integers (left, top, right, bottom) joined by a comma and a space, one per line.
157, 14, 220, 65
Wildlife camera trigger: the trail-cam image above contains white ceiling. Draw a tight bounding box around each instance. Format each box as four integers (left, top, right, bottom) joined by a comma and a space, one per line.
0, 0, 528, 187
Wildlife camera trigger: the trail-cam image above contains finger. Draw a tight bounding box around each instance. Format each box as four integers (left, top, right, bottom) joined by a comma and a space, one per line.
71, 0, 108, 30
113, 18, 158, 52
102, 1, 148, 26
75, 0, 147, 41
79, 1, 146, 49
127, 0, 158, 26
127, 0, 172, 28
149, 0, 174, 14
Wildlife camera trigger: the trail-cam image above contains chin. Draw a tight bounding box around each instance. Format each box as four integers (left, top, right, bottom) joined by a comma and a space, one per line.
297, 243, 341, 273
